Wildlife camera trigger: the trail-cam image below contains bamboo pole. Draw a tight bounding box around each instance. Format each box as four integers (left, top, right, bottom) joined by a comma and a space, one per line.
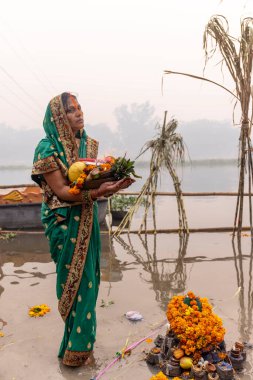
2, 185, 253, 197
118, 191, 253, 196
1, 227, 251, 235
112, 227, 252, 234
0, 184, 37, 189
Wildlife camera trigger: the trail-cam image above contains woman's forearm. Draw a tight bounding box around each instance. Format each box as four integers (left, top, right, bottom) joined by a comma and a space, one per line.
43, 170, 99, 202
55, 185, 96, 202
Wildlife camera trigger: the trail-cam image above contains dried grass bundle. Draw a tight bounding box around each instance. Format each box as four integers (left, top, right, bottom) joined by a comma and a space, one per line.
165, 15, 253, 236
113, 111, 189, 236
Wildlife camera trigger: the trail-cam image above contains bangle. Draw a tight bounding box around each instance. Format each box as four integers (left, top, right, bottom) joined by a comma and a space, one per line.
81, 190, 93, 203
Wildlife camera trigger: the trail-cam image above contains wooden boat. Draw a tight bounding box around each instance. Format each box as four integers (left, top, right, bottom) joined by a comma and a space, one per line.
0, 185, 108, 230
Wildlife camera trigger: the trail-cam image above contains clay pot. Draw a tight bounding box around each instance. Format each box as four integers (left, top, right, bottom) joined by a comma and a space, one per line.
216, 361, 234, 380
205, 362, 216, 373
146, 347, 162, 365
162, 335, 176, 358
154, 334, 165, 348
208, 373, 219, 380
235, 341, 244, 351
230, 348, 240, 358
228, 349, 244, 371
191, 363, 207, 380
162, 359, 181, 377
181, 371, 193, 380
234, 341, 247, 361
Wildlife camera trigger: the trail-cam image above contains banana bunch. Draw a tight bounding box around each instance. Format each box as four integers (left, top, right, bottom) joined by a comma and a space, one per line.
112, 156, 141, 179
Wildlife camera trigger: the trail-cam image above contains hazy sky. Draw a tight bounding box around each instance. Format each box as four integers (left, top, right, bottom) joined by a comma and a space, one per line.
0, 0, 253, 131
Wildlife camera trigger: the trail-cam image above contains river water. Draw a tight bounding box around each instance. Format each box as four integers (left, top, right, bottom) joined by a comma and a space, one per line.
1, 160, 253, 379
0, 160, 240, 192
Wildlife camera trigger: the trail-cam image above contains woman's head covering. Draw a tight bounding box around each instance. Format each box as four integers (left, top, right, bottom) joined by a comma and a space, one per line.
32, 93, 98, 188
44, 93, 80, 167
31, 93, 80, 186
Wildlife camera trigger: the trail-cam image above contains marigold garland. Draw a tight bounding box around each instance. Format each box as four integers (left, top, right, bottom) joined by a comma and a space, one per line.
166, 291, 225, 355
28, 304, 51, 317
149, 372, 168, 380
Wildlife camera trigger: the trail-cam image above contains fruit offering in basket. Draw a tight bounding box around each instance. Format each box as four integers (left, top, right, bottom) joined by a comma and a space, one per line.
68, 156, 140, 194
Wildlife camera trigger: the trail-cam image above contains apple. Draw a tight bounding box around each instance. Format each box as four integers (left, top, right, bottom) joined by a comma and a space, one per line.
104, 156, 116, 164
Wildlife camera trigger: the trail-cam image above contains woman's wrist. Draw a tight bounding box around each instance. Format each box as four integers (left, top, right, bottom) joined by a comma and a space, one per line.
81, 190, 94, 203
90, 189, 100, 200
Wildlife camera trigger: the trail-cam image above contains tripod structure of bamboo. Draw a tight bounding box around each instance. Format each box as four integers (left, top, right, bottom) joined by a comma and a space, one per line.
165, 15, 253, 237
113, 111, 189, 237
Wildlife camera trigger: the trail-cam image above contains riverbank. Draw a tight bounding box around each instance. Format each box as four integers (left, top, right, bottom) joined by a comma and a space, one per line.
0, 231, 252, 379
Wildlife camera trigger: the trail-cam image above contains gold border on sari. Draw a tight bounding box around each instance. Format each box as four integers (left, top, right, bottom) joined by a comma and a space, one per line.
86, 136, 99, 159
50, 95, 79, 167
58, 199, 94, 321
62, 349, 92, 366
32, 155, 59, 175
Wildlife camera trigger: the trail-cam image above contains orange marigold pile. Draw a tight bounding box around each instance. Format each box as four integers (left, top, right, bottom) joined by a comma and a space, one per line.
149, 372, 168, 380
166, 291, 225, 355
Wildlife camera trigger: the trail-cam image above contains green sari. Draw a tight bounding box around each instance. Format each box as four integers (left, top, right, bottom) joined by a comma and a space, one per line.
32, 94, 101, 366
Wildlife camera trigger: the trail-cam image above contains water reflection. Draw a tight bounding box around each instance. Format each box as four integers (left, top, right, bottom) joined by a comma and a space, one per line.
232, 236, 253, 343
100, 232, 124, 283
114, 233, 189, 310
231, 236, 253, 378
0, 232, 126, 303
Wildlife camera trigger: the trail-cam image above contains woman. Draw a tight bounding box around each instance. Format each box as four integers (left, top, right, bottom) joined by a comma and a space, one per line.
32, 92, 133, 366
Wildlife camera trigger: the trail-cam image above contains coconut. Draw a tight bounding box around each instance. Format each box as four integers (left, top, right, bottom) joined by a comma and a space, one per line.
68, 162, 86, 182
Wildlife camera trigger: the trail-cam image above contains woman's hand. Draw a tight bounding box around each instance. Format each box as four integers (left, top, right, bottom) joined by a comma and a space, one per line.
91, 178, 135, 199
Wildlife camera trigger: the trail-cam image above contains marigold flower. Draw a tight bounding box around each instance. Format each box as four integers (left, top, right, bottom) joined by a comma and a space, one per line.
149, 372, 169, 380
69, 186, 81, 195
77, 177, 84, 185
28, 304, 51, 318
166, 292, 225, 355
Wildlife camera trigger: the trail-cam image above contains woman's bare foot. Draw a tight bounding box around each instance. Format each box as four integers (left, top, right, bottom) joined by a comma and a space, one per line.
83, 352, 94, 366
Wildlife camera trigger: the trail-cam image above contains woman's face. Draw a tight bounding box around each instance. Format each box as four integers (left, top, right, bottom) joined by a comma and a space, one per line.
65, 95, 84, 133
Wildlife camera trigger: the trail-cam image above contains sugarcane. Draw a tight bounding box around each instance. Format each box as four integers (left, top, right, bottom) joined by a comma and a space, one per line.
113, 111, 189, 236
164, 15, 253, 238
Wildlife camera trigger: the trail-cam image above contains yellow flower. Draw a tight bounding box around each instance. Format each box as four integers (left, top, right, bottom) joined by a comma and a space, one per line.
28, 304, 51, 318
150, 372, 169, 380
0, 331, 4, 337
